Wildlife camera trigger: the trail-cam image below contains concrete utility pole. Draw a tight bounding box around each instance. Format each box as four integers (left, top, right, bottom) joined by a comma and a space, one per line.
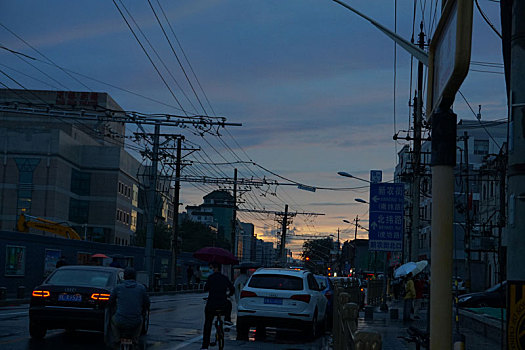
145, 122, 160, 287
507, 0, 525, 287
231, 168, 238, 255
279, 204, 289, 265
430, 109, 457, 350
170, 136, 182, 285
410, 24, 425, 262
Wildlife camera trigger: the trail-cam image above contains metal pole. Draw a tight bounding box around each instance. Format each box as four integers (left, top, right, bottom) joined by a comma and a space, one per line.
507, 0, 525, 287
170, 137, 182, 285
279, 204, 289, 265
145, 122, 160, 287
463, 132, 472, 292
231, 168, 237, 255
430, 108, 457, 350
410, 23, 424, 262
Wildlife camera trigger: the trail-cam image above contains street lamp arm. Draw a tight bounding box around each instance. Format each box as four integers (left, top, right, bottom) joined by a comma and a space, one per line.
338, 171, 371, 184
332, 0, 428, 66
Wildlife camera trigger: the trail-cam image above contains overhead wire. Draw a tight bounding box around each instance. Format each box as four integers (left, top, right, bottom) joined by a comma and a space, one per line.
118, 0, 199, 114
0, 22, 92, 91
112, 0, 187, 115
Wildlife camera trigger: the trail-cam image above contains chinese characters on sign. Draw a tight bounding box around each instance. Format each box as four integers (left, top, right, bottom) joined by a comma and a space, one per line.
368, 183, 404, 252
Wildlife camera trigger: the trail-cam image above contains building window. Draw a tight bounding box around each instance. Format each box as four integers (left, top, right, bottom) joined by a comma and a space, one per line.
69, 199, 89, 223
71, 169, 91, 196
474, 139, 489, 156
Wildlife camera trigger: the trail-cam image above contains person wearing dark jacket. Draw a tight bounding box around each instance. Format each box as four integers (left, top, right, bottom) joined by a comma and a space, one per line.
107, 267, 150, 347
201, 262, 234, 350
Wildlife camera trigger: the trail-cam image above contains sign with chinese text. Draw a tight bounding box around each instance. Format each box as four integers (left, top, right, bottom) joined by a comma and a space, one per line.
368, 183, 404, 252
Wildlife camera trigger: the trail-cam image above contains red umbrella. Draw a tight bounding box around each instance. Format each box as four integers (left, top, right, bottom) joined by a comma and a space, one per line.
193, 247, 239, 265
91, 253, 109, 259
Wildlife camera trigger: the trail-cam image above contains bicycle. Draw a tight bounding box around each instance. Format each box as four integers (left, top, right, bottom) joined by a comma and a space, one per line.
203, 297, 227, 350
209, 308, 225, 350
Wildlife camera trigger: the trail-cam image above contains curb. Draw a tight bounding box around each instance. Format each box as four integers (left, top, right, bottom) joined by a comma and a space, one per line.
459, 308, 504, 343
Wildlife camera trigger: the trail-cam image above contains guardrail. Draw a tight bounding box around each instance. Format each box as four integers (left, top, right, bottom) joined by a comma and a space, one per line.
332, 279, 382, 350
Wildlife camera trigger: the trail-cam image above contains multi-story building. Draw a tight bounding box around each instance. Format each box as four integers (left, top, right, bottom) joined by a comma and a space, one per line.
0, 89, 173, 245
395, 119, 507, 290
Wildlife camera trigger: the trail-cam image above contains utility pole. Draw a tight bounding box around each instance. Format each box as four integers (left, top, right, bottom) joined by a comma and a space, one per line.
507, 0, 525, 300
410, 23, 424, 262
231, 168, 238, 255
170, 136, 182, 285
463, 132, 472, 292
279, 204, 289, 265
353, 215, 359, 268
145, 122, 160, 288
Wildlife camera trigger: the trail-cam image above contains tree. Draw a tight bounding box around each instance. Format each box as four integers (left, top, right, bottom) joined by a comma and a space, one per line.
134, 222, 172, 249
302, 238, 333, 274
179, 219, 230, 252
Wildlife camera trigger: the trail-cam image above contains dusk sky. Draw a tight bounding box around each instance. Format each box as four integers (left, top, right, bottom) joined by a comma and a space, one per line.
0, 1, 506, 257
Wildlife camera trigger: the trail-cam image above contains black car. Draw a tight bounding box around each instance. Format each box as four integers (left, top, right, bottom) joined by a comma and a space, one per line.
29, 265, 149, 339
457, 281, 506, 308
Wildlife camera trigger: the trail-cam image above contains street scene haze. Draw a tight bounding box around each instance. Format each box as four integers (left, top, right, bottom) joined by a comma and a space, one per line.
0, 1, 521, 350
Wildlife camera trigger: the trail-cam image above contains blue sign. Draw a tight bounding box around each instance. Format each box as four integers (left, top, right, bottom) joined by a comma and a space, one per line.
368, 183, 404, 252
370, 170, 382, 183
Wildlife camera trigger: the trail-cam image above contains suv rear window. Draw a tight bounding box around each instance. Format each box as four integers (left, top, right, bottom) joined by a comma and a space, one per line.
248, 274, 303, 291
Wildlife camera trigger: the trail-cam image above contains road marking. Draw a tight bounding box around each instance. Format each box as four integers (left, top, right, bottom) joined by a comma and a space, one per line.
170, 335, 203, 350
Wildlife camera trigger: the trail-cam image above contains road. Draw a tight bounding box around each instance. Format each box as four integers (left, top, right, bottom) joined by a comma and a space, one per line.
0, 293, 331, 349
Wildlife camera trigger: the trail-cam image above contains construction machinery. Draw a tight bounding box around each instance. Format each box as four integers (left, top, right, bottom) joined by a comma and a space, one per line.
16, 213, 82, 240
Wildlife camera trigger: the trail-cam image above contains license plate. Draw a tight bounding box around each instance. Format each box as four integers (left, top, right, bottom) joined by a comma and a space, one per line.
264, 297, 282, 305
58, 294, 82, 302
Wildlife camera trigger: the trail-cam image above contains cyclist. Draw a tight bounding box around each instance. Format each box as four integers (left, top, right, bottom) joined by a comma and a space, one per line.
201, 261, 234, 350
107, 267, 150, 348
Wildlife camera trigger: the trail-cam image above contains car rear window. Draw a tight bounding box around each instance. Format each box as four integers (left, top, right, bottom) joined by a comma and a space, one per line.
47, 270, 113, 287
248, 274, 303, 290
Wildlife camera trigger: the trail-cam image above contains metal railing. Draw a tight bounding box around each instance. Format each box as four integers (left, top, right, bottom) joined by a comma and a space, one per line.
332, 279, 382, 350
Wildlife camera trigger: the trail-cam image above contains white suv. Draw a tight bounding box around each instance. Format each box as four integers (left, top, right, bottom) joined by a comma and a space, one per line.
236, 268, 328, 340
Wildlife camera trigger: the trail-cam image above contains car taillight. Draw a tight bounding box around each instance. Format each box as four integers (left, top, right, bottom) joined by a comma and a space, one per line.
291, 294, 311, 303
325, 291, 332, 300
32, 290, 50, 298
91, 293, 111, 301
240, 290, 257, 298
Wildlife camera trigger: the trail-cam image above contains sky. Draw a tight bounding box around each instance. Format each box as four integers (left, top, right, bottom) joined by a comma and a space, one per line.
0, 0, 507, 258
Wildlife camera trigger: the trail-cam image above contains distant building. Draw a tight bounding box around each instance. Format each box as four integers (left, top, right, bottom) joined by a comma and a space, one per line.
0, 89, 173, 245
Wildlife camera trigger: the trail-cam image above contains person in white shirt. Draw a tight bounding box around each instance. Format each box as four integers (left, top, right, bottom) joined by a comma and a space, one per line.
233, 267, 249, 304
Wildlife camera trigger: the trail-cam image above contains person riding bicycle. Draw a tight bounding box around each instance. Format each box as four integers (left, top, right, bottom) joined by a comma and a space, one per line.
107, 267, 150, 348
201, 261, 234, 350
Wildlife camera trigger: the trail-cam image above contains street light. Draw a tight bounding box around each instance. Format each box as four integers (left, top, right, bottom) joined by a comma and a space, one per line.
355, 198, 368, 204
337, 171, 371, 184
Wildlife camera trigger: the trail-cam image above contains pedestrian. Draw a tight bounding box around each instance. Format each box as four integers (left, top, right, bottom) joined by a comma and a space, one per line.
187, 265, 194, 284
414, 274, 425, 314
194, 265, 201, 284
403, 272, 416, 322
233, 267, 249, 304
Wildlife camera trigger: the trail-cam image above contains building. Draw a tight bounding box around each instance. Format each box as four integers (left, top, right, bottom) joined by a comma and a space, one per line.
0, 89, 173, 245
395, 119, 507, 290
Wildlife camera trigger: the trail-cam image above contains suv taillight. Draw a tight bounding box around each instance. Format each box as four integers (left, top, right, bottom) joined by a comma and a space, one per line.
325, 291, 333, 300
291, 294, 311, 303
240, 290, 257, 298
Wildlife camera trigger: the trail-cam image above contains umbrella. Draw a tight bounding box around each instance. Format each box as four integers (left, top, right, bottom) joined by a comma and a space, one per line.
193, 247, 239, 265
91, 253, 109, 259
394, 260, 428, 278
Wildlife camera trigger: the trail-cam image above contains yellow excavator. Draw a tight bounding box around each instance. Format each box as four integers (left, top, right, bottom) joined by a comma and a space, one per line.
16, 213, 82, 240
